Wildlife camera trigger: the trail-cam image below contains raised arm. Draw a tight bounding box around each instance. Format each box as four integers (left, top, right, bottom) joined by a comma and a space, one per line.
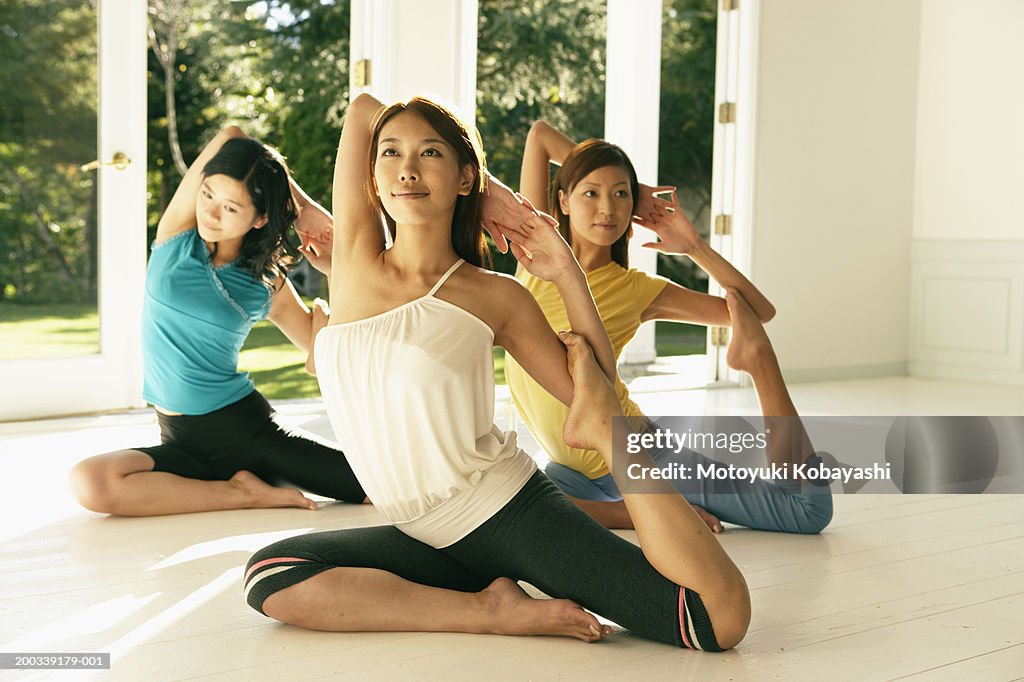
331, 93, 387, 268
501, 213, 616, 384
290, 178, 334, 277
264, 276, 324, 354
519, 120, 577, 214
636, 191, 775, 324
156, 125, 246, 243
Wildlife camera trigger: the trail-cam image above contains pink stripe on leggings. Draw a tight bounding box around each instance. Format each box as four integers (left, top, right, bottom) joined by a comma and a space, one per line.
678, 588, 694, 650
244, 556, 312, 583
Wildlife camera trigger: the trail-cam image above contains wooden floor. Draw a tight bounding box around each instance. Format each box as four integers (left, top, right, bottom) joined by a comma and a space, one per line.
1, 376, 1022, 681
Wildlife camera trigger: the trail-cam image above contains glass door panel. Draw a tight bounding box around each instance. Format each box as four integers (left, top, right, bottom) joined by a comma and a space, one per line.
0, 0, 100, 359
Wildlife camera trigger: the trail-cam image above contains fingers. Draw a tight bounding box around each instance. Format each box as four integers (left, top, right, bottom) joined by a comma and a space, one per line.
539, 210, 559, 227
651, 196, 679, 214
311, 296, 330, 317
501, 222, 531, 245
639, 241, 666, 252
508, 241, 529, 263
482, 221, 509, 253
503, 215, 552, 246
558, 330, 589, 353
515, 192, 559, 227
692, 504, 723, 533
632, 215, 664, 231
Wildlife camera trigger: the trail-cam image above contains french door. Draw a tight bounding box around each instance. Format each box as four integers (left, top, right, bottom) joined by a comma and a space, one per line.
0, 1, 147, 420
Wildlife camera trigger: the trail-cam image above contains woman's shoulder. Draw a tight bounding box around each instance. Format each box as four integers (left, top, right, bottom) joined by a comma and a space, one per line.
151, 226, 198, 252
621, 265, 669, 289
455, 265, 537, 313
461, 263, 523, 294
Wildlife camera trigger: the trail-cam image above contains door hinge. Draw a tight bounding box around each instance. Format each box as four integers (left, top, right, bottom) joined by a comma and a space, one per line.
710, 326, 731, 347
354, 59, 372, 87
723, 0, 738, 11
718, 101, 736, 124
714, 214, 732, 236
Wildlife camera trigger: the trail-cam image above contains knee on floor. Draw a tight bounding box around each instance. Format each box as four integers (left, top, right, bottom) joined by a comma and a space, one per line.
68, 459, 117, 514
244, 548, 327, 627
709, 582, 751, 650
794, 497, 834, 535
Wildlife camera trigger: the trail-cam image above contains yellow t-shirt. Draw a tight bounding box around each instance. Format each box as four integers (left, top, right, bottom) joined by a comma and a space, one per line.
506, 261, 669, 479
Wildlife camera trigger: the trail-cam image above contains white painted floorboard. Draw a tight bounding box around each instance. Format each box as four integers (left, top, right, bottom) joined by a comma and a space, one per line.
1, 376, 1022, 681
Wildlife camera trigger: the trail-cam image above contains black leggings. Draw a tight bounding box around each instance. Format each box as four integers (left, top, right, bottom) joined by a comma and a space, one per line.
137, 391, 365, 502
245, 471, 722, 651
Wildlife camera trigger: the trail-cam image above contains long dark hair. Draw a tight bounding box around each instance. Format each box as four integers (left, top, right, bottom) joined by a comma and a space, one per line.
367, 97, 490, 268
202, 137, 300, 287
551, 139, 639, 269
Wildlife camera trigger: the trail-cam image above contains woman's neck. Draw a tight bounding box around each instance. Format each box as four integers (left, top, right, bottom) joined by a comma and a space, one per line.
388, 219, 461, 276
571, 240, 613, 273
206, 237, 243, 266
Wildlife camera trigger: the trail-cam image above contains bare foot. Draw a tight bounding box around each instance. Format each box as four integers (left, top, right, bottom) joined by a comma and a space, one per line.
480, 577, 612, 642
229, 471, 317, 510
724, 289, 776, 374
560, 331, 624, 451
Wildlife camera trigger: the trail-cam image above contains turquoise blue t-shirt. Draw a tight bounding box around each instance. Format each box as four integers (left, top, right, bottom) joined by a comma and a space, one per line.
141, 228, 273, 414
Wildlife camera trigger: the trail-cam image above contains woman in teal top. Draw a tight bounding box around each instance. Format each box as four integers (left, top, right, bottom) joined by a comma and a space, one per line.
69, 127, 365, 515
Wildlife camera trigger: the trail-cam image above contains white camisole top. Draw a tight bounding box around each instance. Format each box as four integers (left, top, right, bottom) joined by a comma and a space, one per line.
314, 259, 537, 548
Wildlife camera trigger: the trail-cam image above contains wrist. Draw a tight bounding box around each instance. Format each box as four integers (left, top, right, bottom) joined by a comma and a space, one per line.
552, 265, 586, 290
688, 238, 713, 260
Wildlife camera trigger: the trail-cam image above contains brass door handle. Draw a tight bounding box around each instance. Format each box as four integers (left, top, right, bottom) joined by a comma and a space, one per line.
80, 152, 131, 172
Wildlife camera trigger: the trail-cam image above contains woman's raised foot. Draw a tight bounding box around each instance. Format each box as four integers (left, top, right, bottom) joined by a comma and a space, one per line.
724, 290, 776, 374
560, 332, 623, 451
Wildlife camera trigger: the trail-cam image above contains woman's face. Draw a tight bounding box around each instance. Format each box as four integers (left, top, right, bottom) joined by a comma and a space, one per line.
195, 174, 265, 243
373, 111, 474, 227
559, 164, 634, 248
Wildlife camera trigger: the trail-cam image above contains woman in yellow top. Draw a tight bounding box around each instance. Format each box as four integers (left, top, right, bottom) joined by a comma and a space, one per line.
506, 121, 832, 534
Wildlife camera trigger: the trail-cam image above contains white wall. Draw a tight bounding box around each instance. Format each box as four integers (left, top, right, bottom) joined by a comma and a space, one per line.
909, 0, 1024, 385
913, 0, 1024, 242
749, 0, 921, 380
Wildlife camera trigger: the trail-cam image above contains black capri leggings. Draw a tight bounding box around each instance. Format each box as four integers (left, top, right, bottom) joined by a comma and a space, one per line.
136, 390, 365, 503
244, 471, 722, 651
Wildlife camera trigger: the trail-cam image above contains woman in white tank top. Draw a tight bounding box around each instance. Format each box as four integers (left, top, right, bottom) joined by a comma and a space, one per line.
244, 93, 752, 650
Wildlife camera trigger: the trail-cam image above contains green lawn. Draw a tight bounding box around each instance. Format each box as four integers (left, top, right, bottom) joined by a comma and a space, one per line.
0, 304, 706, 400
0, 302, 99, 358
654, 321, 706, 356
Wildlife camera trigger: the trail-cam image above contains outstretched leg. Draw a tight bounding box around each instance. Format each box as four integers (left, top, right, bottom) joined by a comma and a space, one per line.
559, 331, 751, 649
246, 525, 612, 642
69, 450, 316, 516
725, 289, 814, 473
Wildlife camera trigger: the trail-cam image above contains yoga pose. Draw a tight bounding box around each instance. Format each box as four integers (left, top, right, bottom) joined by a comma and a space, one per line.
506, 121, 831, 534
245, 93, 750, 650
69, 127, 365, 516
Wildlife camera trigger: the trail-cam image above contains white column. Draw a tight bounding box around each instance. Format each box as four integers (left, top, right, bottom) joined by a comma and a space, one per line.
605, 0, 663, 364
350, 0, 478, 125
98, 0, 148, 408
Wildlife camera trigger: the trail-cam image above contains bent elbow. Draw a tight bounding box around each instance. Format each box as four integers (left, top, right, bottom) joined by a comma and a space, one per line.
221, 125, 246, 140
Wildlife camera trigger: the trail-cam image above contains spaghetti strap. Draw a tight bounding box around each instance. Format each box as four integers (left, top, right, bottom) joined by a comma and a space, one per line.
426, 259, 465, 297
